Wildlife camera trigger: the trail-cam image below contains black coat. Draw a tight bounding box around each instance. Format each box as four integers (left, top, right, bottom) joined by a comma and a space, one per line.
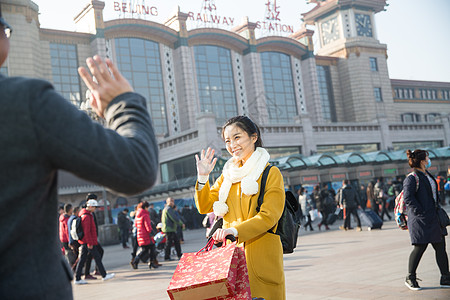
403, 170, 447, 245
0, 75, 159, 299
337, 186, 360, 208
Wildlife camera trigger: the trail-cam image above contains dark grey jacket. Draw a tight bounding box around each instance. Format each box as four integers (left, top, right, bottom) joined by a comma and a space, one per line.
0, 75, 159, 299
403, 170, 447, 245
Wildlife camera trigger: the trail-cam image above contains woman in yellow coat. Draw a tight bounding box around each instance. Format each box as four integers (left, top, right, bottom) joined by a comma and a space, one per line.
195, 116, 286, 300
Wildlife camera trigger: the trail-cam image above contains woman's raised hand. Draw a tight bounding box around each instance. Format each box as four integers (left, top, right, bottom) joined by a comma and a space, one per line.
195, 147, 217, 176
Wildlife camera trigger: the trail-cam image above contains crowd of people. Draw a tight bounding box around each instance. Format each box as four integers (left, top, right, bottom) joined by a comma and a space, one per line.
120, 197, 211, 270
59, 194, 209, 280
295, 175, 448, 232
59, 194, 115, 285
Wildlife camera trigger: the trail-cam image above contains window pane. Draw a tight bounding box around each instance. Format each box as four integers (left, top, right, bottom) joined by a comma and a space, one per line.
260, 52, 299, 124
374, 87, 383, 102
194, 45, 237, 125
114, 38, 168, 136
49, 43, 81, 107
316, 65, 336, 122
369, 57, 378, 71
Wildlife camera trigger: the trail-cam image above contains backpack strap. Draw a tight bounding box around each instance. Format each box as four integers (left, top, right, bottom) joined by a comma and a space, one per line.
256, 165, 273, 213
255, 164, 276, 234
408, 172, 419, 192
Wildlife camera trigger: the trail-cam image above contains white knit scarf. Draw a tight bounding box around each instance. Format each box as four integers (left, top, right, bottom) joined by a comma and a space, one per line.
213, 147, 270, 217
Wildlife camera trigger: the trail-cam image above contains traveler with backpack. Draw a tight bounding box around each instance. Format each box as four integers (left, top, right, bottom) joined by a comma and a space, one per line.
74, 199, 115, 284
337, 179, 362, 231
67, 206, 80, 272
194, 116, 286, 300
403, 149, 450, 290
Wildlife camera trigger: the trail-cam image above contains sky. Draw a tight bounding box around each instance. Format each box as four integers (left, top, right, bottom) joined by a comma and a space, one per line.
31, 0, 450, 82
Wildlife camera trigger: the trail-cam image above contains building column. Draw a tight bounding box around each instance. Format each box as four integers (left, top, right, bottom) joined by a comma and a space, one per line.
377, 115, 393, 151
441, 114, 450, 147
166, 9, 198, 131
196, 112, 222, 156
74, 1, 107, 57
301, 115, 316, 156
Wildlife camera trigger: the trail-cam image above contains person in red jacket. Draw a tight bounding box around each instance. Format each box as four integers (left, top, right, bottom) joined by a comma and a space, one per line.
130, 201, 159, 269
59, 203, 72, 256
74, 199, 115, 284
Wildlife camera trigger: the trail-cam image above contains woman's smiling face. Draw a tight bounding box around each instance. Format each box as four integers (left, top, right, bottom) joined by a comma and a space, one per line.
223, 124, 257, 165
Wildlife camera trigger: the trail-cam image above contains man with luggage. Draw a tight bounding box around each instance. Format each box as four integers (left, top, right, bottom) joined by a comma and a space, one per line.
337, 180, 362, 231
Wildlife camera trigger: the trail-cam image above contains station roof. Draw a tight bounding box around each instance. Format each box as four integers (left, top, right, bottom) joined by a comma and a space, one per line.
140, 147, 449, 197
271, 147, 450, 171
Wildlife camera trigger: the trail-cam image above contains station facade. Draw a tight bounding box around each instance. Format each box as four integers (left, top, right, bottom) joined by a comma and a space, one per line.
2, 0, 449, 204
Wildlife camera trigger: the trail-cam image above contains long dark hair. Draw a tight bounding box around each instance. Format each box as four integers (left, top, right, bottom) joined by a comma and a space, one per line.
221, 116, 262, 149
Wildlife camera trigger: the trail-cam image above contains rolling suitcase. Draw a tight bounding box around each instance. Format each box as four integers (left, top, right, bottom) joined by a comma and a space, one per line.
327, 213, 338, 225
326, 207, 341, 225
358, 209, 383, 230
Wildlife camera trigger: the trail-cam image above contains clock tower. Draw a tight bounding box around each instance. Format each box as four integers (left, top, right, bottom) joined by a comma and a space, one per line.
302, 0, 395, 123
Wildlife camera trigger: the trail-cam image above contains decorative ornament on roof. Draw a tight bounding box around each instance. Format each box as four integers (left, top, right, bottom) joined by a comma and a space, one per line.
187, 0, 236, 30
196, 0, 219, 29
113, 0, 158, 20
258, 0, 295, 38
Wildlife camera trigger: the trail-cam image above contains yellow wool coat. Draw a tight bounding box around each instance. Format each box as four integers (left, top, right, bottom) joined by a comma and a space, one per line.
195, 164, 286, 300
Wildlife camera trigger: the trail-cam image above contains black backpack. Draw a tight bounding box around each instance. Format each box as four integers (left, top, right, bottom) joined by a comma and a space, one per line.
256, 165, 301, 254
70, 214, 85, 241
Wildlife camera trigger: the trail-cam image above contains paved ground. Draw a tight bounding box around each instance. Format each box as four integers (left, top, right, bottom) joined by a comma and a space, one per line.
73, 209, 450, 300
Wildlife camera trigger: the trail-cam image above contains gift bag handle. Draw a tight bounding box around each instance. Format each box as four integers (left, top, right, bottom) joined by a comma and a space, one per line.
198, 235, 236, 254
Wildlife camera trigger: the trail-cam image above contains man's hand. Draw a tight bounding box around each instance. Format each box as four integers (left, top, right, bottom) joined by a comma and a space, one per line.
88, 245, 93, 250
78, 55, 133, 118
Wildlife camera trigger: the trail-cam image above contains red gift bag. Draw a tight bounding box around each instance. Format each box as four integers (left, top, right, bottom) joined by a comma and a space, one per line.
167, 239, 251, 300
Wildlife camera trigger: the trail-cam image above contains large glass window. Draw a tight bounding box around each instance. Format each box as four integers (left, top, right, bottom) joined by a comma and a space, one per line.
50, 43, 81, 107
266, 147, 301, 159
114, 38, 167, 135
425, 113, 440, 123
316, 65, 336, 122
401, 113, 421, 123
392, 141, 442, 151
160, 155, 197, 183
260, 52, 298, 124
317, 143, 379, 155
194, 45, 237, 126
